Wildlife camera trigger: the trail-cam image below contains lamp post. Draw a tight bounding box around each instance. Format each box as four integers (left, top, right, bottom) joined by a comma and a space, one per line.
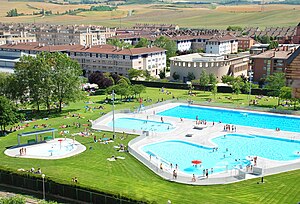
248, 68, 253, 106
111, 90, 116, 139
42, 174, 45, 200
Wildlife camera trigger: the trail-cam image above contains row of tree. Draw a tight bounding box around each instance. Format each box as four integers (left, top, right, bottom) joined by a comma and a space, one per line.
0, 52, 83, 112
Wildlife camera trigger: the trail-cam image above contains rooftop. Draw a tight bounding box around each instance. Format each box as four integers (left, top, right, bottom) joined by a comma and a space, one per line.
0, 43, 166, 56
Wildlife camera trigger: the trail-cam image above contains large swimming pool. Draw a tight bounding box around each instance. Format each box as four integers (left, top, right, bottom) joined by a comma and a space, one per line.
158, 105, 300, 132
108, 117, 174, 132
142, 134, 300, 175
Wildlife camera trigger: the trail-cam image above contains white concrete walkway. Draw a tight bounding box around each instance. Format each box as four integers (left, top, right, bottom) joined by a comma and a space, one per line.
92, 102, 300, 185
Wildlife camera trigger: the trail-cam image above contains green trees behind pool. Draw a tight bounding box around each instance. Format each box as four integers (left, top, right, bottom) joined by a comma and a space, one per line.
153, 36, 176, 67
12, 52, 83, 112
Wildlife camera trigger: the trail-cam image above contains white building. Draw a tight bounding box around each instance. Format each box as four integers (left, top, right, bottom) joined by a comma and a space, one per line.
205, 35, 238, 55
0, 43, 166, 78
170, 53, 249, 82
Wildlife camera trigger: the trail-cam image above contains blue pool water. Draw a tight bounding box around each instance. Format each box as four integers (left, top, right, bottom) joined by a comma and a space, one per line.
108, 117, 174, 132
158, 105, 300, 132
142, 134, 300, 175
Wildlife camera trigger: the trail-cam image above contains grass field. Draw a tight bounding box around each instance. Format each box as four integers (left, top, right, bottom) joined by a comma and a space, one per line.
1, 87, 300, 203
0, 2, 299, 29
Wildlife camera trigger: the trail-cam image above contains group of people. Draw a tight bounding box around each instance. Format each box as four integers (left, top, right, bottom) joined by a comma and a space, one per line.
223, 124, 237, 132
19, 148, 27, 156
71, 177, 78, 183
29, 167, 42, 174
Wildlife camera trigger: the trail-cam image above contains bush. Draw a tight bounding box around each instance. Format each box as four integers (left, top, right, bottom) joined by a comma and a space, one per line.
0, 196, 26, 204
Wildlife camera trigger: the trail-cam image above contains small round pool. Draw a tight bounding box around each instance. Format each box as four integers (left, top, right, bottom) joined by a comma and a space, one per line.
4, 138, 86, 159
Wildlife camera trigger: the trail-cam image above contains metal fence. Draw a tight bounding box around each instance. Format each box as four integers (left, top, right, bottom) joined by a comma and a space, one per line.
0, 170, 143, 204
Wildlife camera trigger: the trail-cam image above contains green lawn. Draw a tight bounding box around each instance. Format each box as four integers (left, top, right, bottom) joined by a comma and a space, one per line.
1, 88, 300, 204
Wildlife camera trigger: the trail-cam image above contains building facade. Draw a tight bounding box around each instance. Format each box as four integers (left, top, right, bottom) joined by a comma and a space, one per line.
170, 53, 249, 82
250, 46, 299, 82
286, 47, 300, 98
205, 35, 238, 55
0, 31, 36, 45
0, 43, 166, 78
236, 37, 255, 51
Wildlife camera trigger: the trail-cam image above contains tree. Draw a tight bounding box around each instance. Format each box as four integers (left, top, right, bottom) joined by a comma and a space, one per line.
279, 86, 292, 106
153, 36, 176, 66
199, 70, 209, 92
6, 8, 18, 17
128, 68, 144, 80
172, 72, 180, 81
226, 26, 243, 31
232, 80, 241, 95
265, 73, 286, 105
50, 52, 83, 112
211, 81, 218, 99
0, 96, 21, 134
221, 75, 235, 84
0, 72, 9, 97
131, 84, 146, 98
209, 73, 217, 85
158, 70, 166, 79
187, 72, 195, 81
14, 54, 45, 111
107, 39, 133, 49
88, 72, 114, 89
135, 38, 150, 48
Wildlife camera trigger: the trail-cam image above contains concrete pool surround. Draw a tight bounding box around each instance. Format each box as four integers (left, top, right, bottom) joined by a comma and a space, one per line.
93, 102, 300, 185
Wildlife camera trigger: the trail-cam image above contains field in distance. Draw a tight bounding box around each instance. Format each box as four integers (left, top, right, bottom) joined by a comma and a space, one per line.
0, 1, 300, 29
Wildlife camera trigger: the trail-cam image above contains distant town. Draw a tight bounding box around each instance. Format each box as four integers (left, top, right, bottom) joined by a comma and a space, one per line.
0, 22, 299, 98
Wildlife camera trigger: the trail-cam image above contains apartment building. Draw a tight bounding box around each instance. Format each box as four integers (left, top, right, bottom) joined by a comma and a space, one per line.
236, 37, 255, 51
286, 46, 300, 98
250, 46, 299, 82
205, 35, 238, 55
0, 23, 116, 46
69, 45, 166, 77
35, 25, 108, 46
170, 53, 249, 82
0, 43, 166, 78
0, 31, 36, 45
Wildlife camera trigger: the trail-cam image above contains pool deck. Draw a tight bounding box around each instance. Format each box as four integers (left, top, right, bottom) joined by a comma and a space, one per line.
92, 102, 300, 185
4, 138, 86, 160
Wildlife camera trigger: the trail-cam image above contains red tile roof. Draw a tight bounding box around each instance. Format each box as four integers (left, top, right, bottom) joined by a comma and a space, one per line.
0, 43, 165, 56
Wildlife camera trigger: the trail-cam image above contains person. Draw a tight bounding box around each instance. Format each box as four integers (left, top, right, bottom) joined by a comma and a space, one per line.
203, 169, 205, 177
192, 174, 196, 182
211, 168, 213, 174
160, 163, 163, 170
36, 168, 42, 174
173, 170, 177, 179
206, 169, 209, 178
175, 164, 178, 169
170, 163, 173, 169
149, 154, 151, 161
161, 117, 164, 123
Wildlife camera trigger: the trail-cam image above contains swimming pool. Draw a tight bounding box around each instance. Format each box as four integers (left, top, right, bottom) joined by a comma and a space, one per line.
142, 134, 300, 175
108, 117, 174, 132
158, 105, 300, 132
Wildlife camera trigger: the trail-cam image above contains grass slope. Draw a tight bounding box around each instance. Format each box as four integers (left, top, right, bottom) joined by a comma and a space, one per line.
0, 88, 300, 203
